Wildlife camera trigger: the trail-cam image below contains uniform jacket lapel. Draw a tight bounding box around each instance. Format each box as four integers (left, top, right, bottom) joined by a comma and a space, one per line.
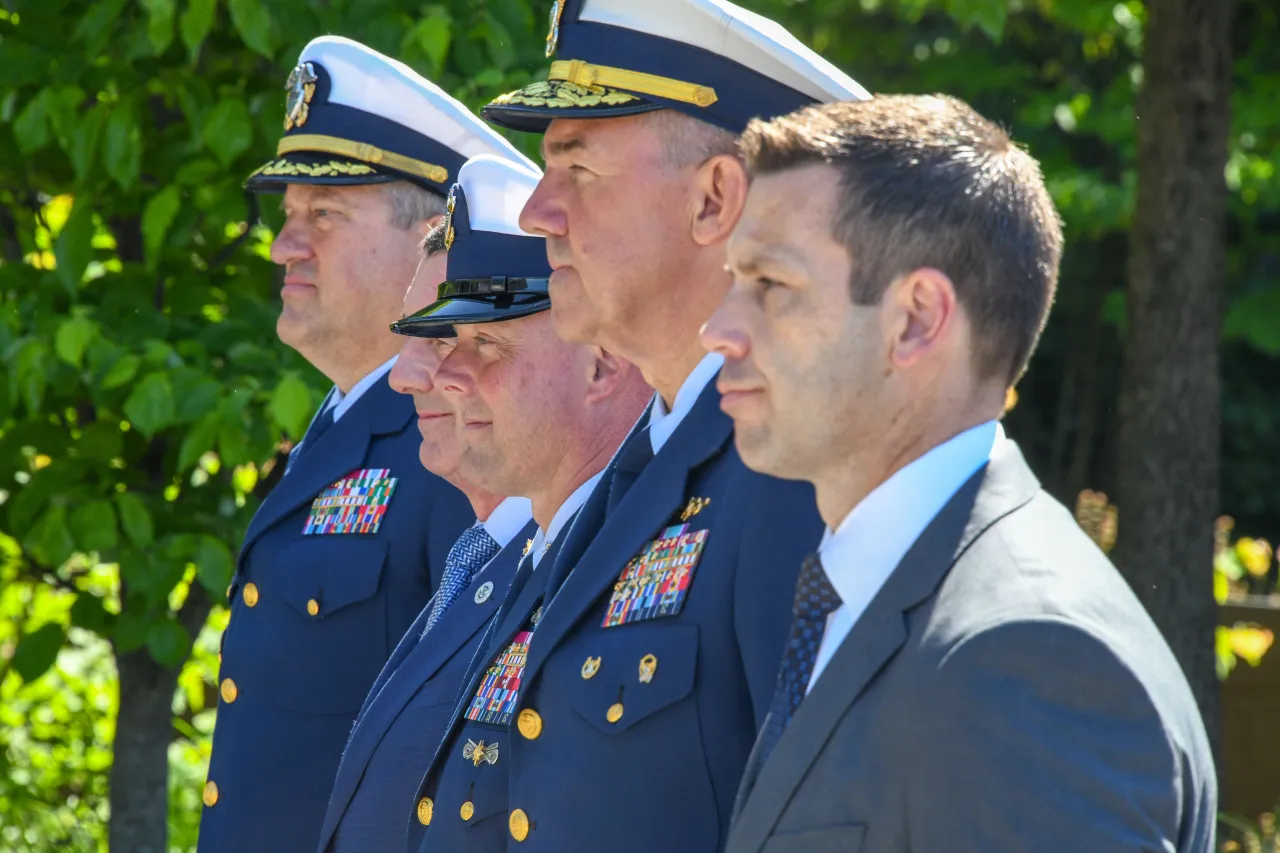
726, 440, 1042, 853
521, 381, 731, 690
238, 378, 412, 564
319, 523, 537, 850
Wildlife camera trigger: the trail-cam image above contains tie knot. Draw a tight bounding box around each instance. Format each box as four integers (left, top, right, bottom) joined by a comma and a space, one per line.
793, 552, 841, 621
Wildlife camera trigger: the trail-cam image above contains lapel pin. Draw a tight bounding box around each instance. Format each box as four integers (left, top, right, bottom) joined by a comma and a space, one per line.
638, 654, 658, 683
463, 739, 499, 767
474, 581, 494, 604
680, 497, 711, 522
581, 656, 601, 679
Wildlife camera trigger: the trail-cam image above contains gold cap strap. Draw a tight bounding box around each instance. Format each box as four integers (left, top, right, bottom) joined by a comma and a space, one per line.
276, 134, 449, 184
548, 60, 718, 108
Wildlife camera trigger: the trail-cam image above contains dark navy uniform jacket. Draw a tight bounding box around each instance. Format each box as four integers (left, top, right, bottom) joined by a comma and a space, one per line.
410, 376, 823, 853
198, 375, 473, 853
316, 518, 539, 853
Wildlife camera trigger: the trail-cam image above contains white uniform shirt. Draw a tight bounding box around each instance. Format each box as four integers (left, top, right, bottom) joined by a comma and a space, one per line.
807, 421, 1001, 693
323, 355, 399, 422
479, 496, 534, 551
647, 353, 723, 455
528, 469, 607, 569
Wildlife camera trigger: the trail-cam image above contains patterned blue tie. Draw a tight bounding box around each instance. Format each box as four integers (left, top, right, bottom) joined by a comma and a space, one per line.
422, 525, 500, 636
755, 553, 842, 768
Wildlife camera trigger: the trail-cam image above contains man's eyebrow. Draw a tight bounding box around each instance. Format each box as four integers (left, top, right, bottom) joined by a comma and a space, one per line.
542, 136, 585, 158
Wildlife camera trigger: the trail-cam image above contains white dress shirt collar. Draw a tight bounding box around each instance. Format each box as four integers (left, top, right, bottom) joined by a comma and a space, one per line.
808, 420, 1001, 691
323, 355, 398, 422
479, 496, 534, 550
528, 468, 607, 568
647, 352, 723, 455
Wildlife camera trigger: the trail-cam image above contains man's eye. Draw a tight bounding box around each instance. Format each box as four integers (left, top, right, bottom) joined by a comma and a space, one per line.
759, 276, 782, 291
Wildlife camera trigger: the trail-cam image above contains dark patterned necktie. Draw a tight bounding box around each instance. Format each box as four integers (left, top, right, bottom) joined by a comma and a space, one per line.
422, 525, 500, 636
755, 552, 842, 769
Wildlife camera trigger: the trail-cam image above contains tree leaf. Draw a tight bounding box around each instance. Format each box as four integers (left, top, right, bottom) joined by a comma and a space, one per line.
101, 353, 141, 390
227, 0, 275, 58
8, 338, 48, 415
202, 99, 253, 167
113, 607, 151, 653
77, 421, 124, 462
140, 0, 177, 55
180, 0, 218, 60
269, 373, 313, 439
193, 535, 234, 595
70, 591, 115, 634
943, 0, 1009, 42
142, 185, 181, 271
123, 373, 176, 437
13, 90, 50, 154
69, 499, 120, 553
69, 104, 107, 184
102, 100, 141, 190
24, 504, 75, 568
53, 197, 95, 292
12, 623, 67, 683
410, 7, 453, 76
54, 314, 97, 368
146, 619, 192, 668
177, 413, 220, 471
72, 0, 130, 53
115, 493, 155, 548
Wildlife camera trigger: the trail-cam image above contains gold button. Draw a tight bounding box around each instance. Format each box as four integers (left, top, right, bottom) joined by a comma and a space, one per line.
224, 584, 232, 600
220, 678, 238, 704
509, 808, 530, 842
517, 708, 543, 740
460, 801, 475, 821
417, 797, 433, 825
202, 780, 219, 807
307, 598, 320, 616
242, 583, 259, 607
606, 703, 624, 724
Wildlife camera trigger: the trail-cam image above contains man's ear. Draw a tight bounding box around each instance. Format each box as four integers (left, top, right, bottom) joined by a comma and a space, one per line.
883, 267, 957, 370
419, 212, 446, 239
584, 346, 634, 405
690, 155, 749, 248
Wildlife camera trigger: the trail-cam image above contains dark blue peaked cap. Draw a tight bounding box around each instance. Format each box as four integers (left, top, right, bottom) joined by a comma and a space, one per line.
391, 156, 551, 339
245, 36, 534, 194
483, 0, 869, 134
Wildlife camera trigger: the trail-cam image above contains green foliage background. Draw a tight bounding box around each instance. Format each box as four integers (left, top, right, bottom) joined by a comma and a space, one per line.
0, 0, 1275, 849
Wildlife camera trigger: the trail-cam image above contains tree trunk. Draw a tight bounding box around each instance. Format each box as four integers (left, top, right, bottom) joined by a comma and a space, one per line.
1114, 0, 1234, 762
109, 650, 181, 853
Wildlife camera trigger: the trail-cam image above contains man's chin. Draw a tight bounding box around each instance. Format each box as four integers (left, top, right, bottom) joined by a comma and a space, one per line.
548, 299, 597, 346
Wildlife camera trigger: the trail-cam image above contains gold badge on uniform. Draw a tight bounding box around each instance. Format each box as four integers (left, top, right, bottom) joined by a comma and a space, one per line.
463, 739, 499, 767
680, 496, 711, 522
638, 654, 657, 683
545, 0, 566, 57
581, 656, 601, 679
284, 62, 318, 131
444, 183, 459, 250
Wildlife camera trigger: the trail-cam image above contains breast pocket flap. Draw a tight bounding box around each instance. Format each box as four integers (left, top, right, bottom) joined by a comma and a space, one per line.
567, 623, 698, 735
276, 537, 389, 618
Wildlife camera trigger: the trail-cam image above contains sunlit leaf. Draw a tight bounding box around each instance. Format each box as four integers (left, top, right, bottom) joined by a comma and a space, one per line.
53, 198, 95, 292
54, 314, 97, 368
270, 373, 313, 439
142, 185, 182, 271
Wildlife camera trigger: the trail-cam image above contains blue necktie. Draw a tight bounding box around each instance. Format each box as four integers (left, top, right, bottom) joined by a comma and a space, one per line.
285, 404, 336, 475
755, 553, 842, 769
422, 526, 500, 636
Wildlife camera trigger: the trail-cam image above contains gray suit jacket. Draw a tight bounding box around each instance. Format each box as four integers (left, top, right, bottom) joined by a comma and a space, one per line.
727, 439, 1216, 853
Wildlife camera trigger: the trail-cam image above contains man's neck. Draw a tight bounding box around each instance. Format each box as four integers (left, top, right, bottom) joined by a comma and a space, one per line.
451, 478, 505, 523
642, 341, 708, 409
322, 342, 400, 394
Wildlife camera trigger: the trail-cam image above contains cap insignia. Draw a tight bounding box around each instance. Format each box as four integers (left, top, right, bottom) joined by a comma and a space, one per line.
490, 80, 638, 110
444, 183, 459, 250
545, 0, 565, 58
284, 62, 318, 131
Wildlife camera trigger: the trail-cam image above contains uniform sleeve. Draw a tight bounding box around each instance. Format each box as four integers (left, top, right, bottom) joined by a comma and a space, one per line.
732, 472, 825, 728
905, 618, 1197, 852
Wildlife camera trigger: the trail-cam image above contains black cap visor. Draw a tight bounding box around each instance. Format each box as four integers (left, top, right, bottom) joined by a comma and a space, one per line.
391, 280, 550, 339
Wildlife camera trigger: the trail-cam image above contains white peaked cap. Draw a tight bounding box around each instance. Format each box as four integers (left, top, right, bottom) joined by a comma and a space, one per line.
454, 155, 543, 236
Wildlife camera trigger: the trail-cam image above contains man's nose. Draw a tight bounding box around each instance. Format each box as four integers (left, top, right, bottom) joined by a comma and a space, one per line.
270, 218, 313, 267
389, 340, 437, 396
700, 297, 752, 361
519, 176, 567, 238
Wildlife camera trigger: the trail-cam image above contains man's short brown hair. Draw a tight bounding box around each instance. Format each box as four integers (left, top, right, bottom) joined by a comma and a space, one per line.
739, 94, 1063, 385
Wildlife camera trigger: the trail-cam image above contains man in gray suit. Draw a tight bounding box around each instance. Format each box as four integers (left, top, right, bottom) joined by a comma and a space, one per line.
701, 94, 1217, 853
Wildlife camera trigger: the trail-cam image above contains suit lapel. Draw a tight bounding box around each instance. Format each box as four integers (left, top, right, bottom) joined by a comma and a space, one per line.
238, 377, 413, 563
320, 525, 535, 849
521, 382, 731, 689
727, 439, 1042, 853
